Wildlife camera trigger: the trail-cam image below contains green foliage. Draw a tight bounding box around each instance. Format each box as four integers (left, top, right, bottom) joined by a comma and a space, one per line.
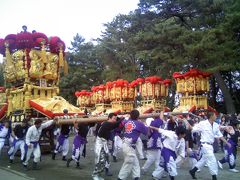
96, 14, 142, 81
136, 0, 240, 73
59, 34, 104, 104
134, 0, 240, 112
60, 0, 239, 112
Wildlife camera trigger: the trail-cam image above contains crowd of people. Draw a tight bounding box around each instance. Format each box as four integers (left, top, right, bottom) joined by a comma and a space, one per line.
0, 109, 239, 180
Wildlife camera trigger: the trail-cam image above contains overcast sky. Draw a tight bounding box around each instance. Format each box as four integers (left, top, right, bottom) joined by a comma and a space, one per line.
0, 0, 139, 53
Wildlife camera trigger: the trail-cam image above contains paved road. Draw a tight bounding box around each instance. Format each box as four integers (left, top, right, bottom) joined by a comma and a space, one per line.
0, 136, 239, 180
0, 167, 34, 180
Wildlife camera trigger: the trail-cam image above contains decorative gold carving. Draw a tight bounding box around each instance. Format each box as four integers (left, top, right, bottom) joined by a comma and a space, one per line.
154, 84, 160, 97
7, 94, 13, 116
195, 77, 202, 92
32, 96, 82, 113
29, 49, 44, 78
146, 82, 153, 96
122, 87, 128, 99
160, 84, 165, 96
111, 101, 134, 112
44, 52, 59, 80
178, 79, 185, 93
185, 77, 194, 93
4, 46, 16, 82
128, 87, 134, 99
141, 83, 147, 97
12, 50, 25, 80
115, 87, 121, 100
91, 92, 96, 104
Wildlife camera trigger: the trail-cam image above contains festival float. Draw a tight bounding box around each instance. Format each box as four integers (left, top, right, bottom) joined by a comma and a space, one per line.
76, 80, 135, 115
0, 26, 84, 122
0, 27, 218, 127
172, 68, 217, 114
73, 69, 218, 120
75, 90, 94, 113
0, 25, 88, 152
75, 76, 172, 115
137, 76, 172, 113
106, 79, 134, 114
0, 26, 88, 151
0, 27, 221, 154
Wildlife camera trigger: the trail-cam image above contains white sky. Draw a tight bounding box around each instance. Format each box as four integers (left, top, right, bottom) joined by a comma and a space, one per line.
0, 0, 139, 59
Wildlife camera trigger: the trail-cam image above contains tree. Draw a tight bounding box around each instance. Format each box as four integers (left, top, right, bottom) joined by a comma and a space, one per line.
135, 0, 240, 113
59, 34, 104, 104
96, 13, 144, 81
58, 1, 240, 113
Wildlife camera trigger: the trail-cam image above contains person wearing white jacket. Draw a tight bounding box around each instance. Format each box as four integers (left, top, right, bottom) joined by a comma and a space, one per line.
0, 121, 10, 156
22, 118, 55, 170
151, 126, 186, 180
188, 112, 231, 180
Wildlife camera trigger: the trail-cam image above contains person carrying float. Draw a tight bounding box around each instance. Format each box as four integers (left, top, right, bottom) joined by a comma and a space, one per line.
8, 119, 29, 163
22, 118, 56, 170
66, 121, 95, 168
117, 110, 148, 180
52, 109, 71, 161
92, 113, 123, 180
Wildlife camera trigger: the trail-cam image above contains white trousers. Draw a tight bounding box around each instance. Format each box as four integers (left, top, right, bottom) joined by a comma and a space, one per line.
176, 155, 185, 168
142, 149, 161, 171
118, 142, 140, 179
0, 140, 5, 155
72, 144, 84, 162
189, 157, 198, 169
113, 135, 123, 157
136, 137, 145, 159
195, 144, 218, 175
54, 138, 69, 156
88, 127, 93, 136
8, 139, 26, 160
92, 137, 110, 177
23, 144, 41, 165
152, 155, 177, 178
94, 137, 110, 166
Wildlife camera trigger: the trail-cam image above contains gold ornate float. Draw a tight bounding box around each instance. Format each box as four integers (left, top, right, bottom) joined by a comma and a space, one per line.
0, 26, 83, 121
